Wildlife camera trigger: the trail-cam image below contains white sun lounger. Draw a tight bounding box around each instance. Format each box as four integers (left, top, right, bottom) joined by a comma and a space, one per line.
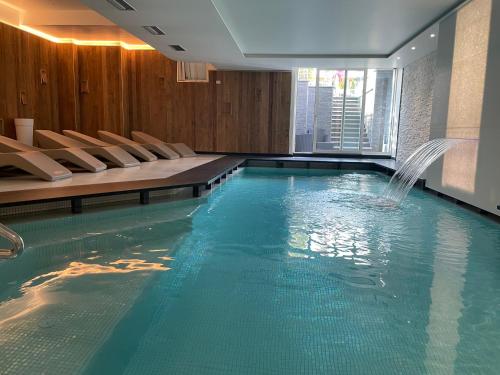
131, 131, 197, 157
62, 130, 158, 162
97, 131, 180, 160
0, 151, 72, 181
35, 130, 140, 168
0, 134, 106, 173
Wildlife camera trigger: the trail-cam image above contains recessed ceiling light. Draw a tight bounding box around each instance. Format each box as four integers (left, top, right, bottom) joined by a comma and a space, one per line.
396, 56, 401, 60
430, 33, 436, 38
411, 46, 416, 50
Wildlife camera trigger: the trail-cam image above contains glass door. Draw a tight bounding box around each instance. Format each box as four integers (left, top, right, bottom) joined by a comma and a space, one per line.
342, 70, 365, 151
313, 69, 345, 152
362, 69, 395, 153
313, 70, 366, 153
296, 67, 397, 155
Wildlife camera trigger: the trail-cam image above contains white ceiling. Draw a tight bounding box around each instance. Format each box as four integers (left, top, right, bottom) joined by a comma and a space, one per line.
78, 0, 461, 70
1, 0, 463, 69
212, 0, 456, 56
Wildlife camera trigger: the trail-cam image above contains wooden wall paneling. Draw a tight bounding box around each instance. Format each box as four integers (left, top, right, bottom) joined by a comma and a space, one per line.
0, 24, 8, 135
260, 72, 272, 153
214, 71, 226, 152
270, 72, 292, 154
257, 72, 272, 153
77, 46, 123, 136
158, 52, 174, 142
212, 71, 290, 154
120, 48, 131, 136
132, 51, 154, 137
128, 51, 212, 150
33, 38, 61, 132
250, 72, 271, 153
216, 71, 242, 152
244, 72, 257, 153
238, 72, 251, 152
208, 72, 217, 151
56, 44, 79, 132
230, 72, 242, 153
164, 55, 187, 145
146, 52, 160, 138
172, 82, 195, 146
144, 51, 161, 137
193, 73, 213, 151
15, 26, 36, 121
0, 23, 20, 137
130, 51, 172, 141
131, 51, 154, 137
77, 46, 98, 136
0, 24, 63, 136
105, 47, 125, 135
127, 50, 138, 135
129, 51, 147, 135
1, 22, 292, 153
164, 54, 177, 142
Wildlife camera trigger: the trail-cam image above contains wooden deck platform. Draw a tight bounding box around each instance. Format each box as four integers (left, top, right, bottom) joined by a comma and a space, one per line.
0, 155, 245, 212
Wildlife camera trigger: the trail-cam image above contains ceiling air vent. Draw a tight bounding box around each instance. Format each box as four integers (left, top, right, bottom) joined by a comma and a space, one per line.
106, 0, 135, 11
170, 45, 186, 52
143, 26, 166, 35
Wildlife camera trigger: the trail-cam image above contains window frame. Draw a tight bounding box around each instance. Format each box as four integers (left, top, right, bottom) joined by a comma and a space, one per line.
294, 67, 400, 156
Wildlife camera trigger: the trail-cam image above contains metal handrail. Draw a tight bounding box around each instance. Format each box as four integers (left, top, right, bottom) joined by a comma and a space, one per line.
0, 222, 24, 259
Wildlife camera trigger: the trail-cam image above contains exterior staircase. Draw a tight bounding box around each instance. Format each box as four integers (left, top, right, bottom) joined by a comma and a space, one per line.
330, 96, 371, 151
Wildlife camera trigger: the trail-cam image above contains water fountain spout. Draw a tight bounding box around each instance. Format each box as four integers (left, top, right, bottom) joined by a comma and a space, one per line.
382, 138, 474, 205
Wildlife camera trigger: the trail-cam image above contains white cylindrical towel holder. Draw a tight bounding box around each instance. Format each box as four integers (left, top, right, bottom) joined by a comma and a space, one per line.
14, 118, 34, 146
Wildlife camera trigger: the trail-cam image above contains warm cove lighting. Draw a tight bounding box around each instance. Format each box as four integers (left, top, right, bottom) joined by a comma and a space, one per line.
19, 25, 154, 50
5, 23, 154, 50
0, 0, 22, 12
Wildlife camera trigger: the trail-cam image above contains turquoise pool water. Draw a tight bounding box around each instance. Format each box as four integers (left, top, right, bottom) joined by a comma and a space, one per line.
0, 168, 499, 374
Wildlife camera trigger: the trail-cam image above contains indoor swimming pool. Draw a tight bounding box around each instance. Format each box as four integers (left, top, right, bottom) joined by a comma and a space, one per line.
0, 167, 499, 374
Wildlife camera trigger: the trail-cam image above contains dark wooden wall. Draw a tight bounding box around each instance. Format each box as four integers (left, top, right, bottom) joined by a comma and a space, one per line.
0, 23, 72, 137
0, 23, 291, 154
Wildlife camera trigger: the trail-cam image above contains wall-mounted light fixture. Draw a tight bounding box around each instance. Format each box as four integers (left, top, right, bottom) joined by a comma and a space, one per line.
80, 80, 90, 94
19, 91, 27, 105
40, 69, 48, 85
159, 76, 167, 89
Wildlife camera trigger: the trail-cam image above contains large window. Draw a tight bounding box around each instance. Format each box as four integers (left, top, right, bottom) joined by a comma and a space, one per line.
294, 68, 398, 154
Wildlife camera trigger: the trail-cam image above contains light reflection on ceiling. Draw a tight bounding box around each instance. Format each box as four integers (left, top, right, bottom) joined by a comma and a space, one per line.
0, 0, 153, 50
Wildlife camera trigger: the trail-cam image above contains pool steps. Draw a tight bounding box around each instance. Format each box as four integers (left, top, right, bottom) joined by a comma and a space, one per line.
0, 222, 24, 259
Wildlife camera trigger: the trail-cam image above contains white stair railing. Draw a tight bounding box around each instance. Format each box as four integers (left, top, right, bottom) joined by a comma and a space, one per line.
0, 222, 24, 259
